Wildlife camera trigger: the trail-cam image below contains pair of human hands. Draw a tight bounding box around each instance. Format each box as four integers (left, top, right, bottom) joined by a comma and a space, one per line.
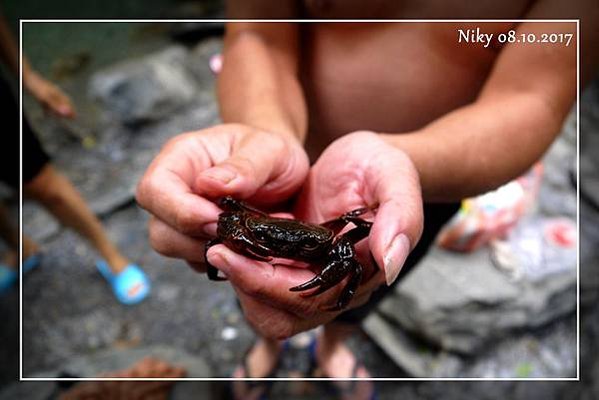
136, 124, 424, 339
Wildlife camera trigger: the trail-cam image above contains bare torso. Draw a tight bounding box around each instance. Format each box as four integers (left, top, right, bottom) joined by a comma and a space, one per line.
298, 0, 533, 159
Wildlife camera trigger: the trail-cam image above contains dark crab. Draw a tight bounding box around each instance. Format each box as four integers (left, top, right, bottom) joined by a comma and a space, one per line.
205, 196, 374, 311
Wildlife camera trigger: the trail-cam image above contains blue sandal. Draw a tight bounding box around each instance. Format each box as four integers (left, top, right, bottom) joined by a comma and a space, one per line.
95, 260, 151, 305
23, 253, 42, 274
0, 253, 43, 295
0, 265, 17, 295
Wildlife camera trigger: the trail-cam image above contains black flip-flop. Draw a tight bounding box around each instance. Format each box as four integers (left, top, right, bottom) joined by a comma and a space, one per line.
307, 336, 378, 400
225, 340, 290, 400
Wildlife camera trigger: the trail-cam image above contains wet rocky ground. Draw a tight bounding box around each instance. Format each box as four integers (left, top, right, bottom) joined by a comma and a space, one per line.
1, 20, 598, 400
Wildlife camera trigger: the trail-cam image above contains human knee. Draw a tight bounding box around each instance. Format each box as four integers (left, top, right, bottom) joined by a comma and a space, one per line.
24, 165, 69, 206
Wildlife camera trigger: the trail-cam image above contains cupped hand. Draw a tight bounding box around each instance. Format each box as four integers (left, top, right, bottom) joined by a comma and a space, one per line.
206, 131, 424, 339
24, 71, 76, 118
136, 123, 309, 272
296, 130, 424, 286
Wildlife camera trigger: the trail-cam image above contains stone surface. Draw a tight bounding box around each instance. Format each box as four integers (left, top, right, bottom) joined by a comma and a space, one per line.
34, 345, 211, 378
580, 80, 599, 208
538, 110, 577, 218
89, 46, 197, 125
365, 311, 576, 378
22, 42, 221, 241
9, 19, 599, 400
0, 346, 213, 400
371, 246, 576, 357
364, 92, 583, 376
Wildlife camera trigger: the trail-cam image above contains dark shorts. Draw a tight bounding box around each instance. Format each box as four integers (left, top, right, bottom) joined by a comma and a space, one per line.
334, 201, 460, 324
0, 76, 50, 189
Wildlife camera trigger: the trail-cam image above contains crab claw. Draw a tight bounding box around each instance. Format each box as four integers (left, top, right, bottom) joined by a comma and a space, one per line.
289, 259, 363, 311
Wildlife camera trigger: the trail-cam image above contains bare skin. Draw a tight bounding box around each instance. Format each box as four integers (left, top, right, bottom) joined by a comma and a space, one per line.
24, 165, 130, 273
0, 165, 130, 274
137, 0, 597, 390
0, 11, 131, 275
0, 204, 39, 265
213, 0, 594, 386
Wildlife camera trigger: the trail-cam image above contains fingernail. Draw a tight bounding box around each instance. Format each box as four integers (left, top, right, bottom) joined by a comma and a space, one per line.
383, 234, 410, 286
202, 167, 237, 184
210, 249, 230, 275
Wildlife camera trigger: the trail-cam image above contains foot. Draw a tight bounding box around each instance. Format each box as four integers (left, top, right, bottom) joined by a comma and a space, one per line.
1, 250, 17, 270
104, 255, 130, 274
231, 339, 286, 400
312, 333, 375, 400
95, 261, 151, 305
233, 339, 285, 378
22, 236, 40, 261
0, 247, 42, 294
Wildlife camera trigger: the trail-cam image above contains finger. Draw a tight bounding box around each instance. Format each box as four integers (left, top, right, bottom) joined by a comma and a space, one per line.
49, 90, 76, 118
366, 147, 424, 286
207, 244, 359, 318
233, 289, 301, 340
194, 129, 307, 204
137, 167, 221, 237
187, 261, 206, 274
269, 211, 295, 219
354, 269, 385, 299
148, 217, 208, 262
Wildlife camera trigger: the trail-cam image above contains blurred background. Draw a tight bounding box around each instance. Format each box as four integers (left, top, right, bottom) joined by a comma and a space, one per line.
0, 1, 596, 399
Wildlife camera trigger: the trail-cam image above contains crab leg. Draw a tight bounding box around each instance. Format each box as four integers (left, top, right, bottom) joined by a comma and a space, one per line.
321, 261, 363, 311
205, 239, 227, 281
229, 233, 273, 261
219, 196, 268, 217
289, 259, 349, 294
321, 207, 372, 234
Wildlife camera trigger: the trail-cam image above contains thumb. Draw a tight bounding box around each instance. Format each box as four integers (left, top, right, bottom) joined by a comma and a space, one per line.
368, 149, 424, 286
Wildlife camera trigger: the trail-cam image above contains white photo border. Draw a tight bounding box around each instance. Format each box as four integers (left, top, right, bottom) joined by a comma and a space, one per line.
19, 18, 580, 382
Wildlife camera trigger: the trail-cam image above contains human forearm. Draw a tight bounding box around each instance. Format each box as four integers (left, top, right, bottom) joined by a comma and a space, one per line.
382, 89, 572, 202
384, 17, 578, 202
217, 24, 307, 143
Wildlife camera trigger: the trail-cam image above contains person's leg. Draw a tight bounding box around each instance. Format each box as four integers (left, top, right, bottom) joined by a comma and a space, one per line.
230, 202, 460, 391
313, 322, 371, 377
24, 164, 128, 273
232, 337, 285, 378
0, 203, 19, 251
312, 201, 461, 381
0, 202, 39, 269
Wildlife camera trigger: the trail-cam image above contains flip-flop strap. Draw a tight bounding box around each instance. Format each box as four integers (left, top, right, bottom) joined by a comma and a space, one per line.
306, 337, 377, 399
236, 340, 289, 396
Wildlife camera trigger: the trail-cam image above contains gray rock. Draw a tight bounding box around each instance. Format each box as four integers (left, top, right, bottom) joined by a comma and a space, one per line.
186, 37, 223, 84
368, 246, 576, 358
580, 81, 599, 205
22, 203, 61, 244
1, 346, 213, 400
364, 95, 582, 377
22, 43, 221, 241
51, 345, 211, 378
89, 46, 197, 125
538, 110, 577, 218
